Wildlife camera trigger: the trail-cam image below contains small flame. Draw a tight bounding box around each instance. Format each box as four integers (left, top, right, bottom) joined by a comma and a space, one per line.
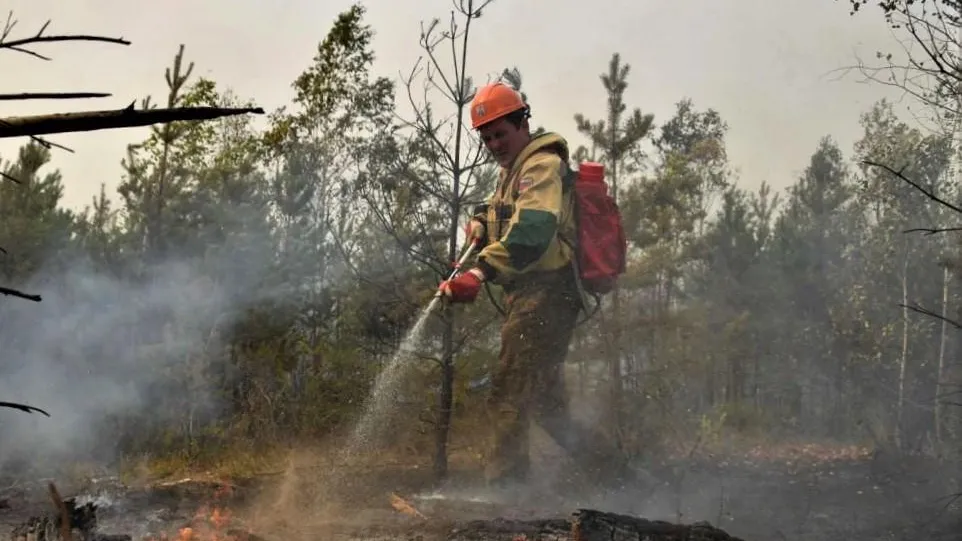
390, 493, 427, 520
144, 482, 244, 541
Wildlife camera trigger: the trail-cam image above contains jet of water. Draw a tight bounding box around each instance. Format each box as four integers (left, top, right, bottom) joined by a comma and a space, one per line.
344, 306, 433, 454
341, 241, 480, 458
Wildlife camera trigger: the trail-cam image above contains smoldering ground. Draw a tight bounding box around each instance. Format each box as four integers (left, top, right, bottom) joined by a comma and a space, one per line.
232, 423, 961, 541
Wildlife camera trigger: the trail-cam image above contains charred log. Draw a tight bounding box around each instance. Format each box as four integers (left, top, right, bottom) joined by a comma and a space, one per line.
321, 509, 745, 541
571, 509, 745, 541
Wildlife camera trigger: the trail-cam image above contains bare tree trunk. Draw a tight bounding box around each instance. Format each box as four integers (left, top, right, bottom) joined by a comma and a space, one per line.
834, 346, 846, 438
937, 21, 962, 453
935, 263, 950, 450
432, 0, 483, 480
732, 355, 743, 406
895, 247, 910, 450
434, 179, 459, 480
609, 285, 623, 437
607, 165, 623, 442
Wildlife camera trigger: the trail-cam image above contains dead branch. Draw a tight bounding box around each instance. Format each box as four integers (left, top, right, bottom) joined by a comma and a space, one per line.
0, 16, 130, 61
862, 159, 962, 215
1, 33, 130, 52
0, 105, 265, 139
28, 135, 73, 153
0, 401, 49, 416
900, 302, 962, 329
0, 285, 40, 302
395, 58, 457, 173
904, 226, 962, 234
834, 2, 962, 129
0, 92, 110, 101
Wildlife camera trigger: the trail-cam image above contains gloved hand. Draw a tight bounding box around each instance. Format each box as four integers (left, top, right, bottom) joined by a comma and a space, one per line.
464, 218, 486, 245
439, 268, 485, 303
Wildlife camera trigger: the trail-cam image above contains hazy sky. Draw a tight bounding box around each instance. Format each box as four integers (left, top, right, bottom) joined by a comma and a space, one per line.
2, 0, 911, 211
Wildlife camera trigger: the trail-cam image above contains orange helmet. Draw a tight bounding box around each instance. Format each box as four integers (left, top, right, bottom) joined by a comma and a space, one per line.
470, 82, 528, 130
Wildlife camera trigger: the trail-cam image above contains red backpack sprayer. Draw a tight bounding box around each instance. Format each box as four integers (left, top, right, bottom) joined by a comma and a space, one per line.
436, 160, 627, 318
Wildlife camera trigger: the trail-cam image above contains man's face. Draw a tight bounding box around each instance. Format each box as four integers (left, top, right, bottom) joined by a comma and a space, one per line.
479, 117, 528, 168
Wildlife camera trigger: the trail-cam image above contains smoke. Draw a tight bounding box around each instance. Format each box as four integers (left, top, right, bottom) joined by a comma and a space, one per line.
0, 213, 275, 477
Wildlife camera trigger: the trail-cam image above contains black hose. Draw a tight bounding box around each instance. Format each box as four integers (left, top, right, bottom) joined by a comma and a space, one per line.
484, 282, 506, 316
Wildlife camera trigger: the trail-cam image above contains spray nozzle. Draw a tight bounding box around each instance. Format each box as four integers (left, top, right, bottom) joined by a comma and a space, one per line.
434, 241, 480, 300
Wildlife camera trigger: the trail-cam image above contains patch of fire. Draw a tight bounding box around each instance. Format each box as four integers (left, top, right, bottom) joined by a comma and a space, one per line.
146, 483, 264, 541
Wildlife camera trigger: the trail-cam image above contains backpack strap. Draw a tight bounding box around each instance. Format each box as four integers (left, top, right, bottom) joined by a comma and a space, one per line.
510, 151, 600, 323
490, 146, 603, 323
554, 163, 602, 322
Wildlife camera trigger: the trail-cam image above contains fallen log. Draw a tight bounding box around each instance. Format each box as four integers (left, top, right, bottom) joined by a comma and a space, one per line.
348, 508, 746, 541
571, 509, 744, 541
0, 105, 264, 139
442, 510, 745, 541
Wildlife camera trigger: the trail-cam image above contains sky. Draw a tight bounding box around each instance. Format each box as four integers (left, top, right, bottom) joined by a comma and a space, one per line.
0, 0, 915, 212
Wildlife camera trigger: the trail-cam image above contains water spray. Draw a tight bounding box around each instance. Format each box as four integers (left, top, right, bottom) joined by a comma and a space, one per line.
342, 237, 481, 455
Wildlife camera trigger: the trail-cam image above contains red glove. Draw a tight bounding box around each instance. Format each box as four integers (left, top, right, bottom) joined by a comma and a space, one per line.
440, 269, 484, 303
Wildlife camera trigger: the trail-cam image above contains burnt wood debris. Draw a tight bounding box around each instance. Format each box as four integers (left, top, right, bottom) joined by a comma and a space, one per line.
12, 496, 747, 541
446, 510, 746, 541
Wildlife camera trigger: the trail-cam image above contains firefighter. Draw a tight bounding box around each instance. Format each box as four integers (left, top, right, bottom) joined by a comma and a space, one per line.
439, 82, 634, 494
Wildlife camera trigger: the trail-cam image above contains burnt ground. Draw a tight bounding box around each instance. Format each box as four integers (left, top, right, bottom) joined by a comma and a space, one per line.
0, 444, 958, 541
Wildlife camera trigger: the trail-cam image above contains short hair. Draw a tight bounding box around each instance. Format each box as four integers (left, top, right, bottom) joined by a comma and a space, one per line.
503, 106, 530, 129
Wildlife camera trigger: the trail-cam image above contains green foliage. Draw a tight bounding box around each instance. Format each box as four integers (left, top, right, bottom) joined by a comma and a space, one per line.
573, 53, 655, 179
0, 142, 76, 280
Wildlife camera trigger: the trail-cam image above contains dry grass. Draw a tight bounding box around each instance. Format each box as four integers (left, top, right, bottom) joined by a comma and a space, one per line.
117, 445, 291, 486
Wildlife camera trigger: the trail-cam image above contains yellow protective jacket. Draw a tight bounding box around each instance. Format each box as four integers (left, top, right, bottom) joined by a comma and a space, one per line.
473, 132, 577, 286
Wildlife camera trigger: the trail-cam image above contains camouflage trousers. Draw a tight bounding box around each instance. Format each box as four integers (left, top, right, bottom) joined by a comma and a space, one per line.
483, 265, 623, 487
